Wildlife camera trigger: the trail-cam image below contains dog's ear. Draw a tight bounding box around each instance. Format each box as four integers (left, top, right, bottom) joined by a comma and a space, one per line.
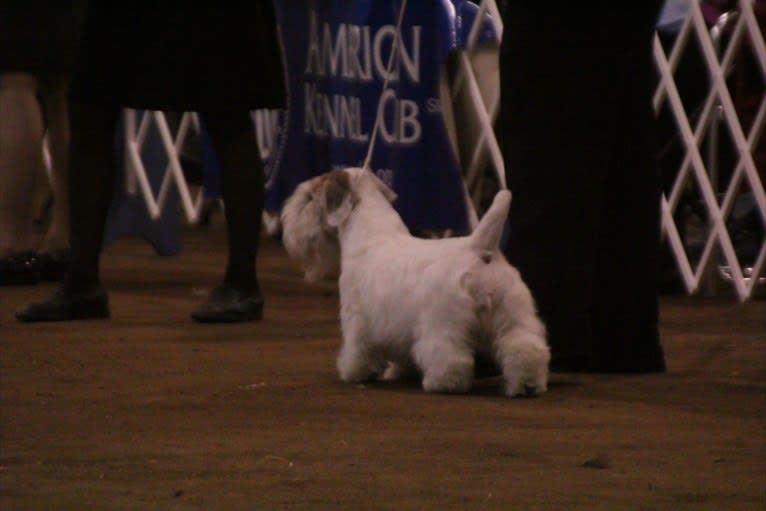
322, 170, 356, 228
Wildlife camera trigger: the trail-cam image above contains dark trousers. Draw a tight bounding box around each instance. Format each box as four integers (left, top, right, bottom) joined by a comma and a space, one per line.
66, 103, 264, 293
499, 3, 666, 372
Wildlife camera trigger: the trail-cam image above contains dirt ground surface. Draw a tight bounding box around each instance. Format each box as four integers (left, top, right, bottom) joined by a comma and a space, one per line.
1, 220, 765, 511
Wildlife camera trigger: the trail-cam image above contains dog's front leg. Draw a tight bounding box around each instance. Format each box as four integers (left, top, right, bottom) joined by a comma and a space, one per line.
336, 312, 385, 383
412, 327, 474, 394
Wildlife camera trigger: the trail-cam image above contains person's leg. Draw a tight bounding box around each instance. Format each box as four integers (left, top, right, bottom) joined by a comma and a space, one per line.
63, 101, 120, 291
15, 100, 119, 321
35, 73, 73, 279
190, 109, 264, 323
0, 72, 44, 263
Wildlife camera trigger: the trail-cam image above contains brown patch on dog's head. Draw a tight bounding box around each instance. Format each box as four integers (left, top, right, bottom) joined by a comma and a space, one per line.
321, 169, 358, 228
321, 169, 353, 217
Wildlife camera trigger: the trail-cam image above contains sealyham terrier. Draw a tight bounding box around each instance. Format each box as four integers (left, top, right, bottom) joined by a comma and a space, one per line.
281, 167, 550, 397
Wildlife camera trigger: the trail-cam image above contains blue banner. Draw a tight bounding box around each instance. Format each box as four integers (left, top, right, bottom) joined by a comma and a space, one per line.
265, 0, 497, 233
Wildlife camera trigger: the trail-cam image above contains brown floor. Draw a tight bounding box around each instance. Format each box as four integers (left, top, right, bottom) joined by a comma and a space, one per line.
1, 218, 765, 511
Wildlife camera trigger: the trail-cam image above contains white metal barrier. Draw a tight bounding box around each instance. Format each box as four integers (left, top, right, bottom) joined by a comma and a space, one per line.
654, 0, 765, 301
121, 109, 280, 225
116, 0, 763, 300
450, 0, 505, 198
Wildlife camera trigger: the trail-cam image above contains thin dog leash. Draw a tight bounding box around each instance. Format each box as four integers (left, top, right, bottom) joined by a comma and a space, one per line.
362, 0, 409, 171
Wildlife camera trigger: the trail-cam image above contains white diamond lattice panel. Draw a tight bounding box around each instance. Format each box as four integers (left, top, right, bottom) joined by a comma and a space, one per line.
654, 0, 765, 301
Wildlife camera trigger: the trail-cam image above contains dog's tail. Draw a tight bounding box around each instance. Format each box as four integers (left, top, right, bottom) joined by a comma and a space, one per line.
469, 189, 511, 251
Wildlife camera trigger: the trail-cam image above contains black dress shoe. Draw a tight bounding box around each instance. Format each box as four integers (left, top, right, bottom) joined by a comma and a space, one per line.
15, 284, 110, 322
0, 251, 41, 285
36, 248, 71, 281
190, 283, 264, 323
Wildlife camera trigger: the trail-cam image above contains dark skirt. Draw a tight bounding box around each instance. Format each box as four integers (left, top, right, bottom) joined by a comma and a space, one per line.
70, 2, 286, 112
0, 2, 82, 74
499, 3, 666, 372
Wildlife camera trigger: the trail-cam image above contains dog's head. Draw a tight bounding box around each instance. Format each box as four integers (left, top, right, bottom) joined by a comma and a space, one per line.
280, 167, 396, 282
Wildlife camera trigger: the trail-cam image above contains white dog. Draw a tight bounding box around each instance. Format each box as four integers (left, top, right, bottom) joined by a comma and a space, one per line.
281, 167, 549, 397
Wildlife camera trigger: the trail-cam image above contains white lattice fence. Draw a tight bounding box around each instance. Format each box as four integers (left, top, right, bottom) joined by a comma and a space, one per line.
448, 0, 505, 226
121, 109, 280, 225
654, 0, 765, 301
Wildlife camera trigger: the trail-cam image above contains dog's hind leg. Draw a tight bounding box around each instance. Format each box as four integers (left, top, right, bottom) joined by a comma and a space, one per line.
412, 328, 474, 394
494, 324, 549, 397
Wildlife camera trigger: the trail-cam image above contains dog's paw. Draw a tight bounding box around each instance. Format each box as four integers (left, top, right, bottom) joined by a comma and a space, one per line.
382, 361, 420, 381
337, 348, 386, 383
421, 363, 473, 394
504, 375, 547, 398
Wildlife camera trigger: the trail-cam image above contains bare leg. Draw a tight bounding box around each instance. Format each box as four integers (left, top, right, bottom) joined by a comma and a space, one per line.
14, 100, 117, 321
0, 72, 44, 256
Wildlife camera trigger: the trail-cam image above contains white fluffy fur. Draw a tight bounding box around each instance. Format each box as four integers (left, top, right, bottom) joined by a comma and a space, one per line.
281, 167, 550, 397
